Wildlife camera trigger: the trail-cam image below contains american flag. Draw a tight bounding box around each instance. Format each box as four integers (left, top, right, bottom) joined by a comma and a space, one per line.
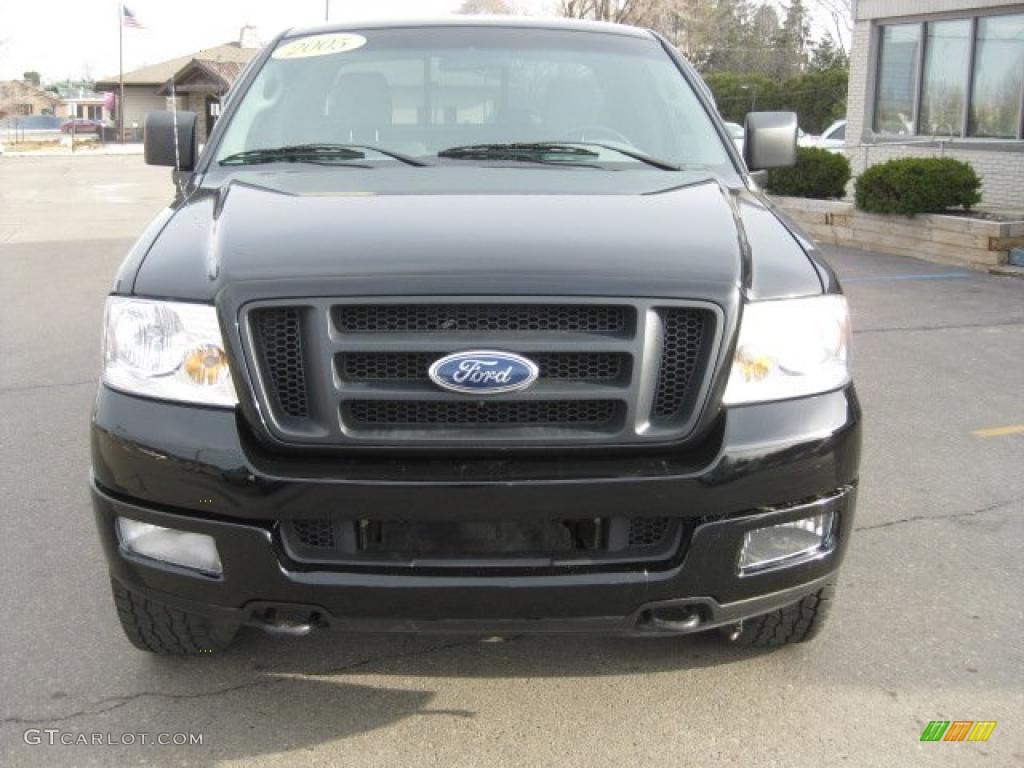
122, 5, 144, 29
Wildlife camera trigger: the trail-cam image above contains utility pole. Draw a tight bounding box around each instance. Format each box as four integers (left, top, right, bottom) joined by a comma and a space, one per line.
325, 1, 330, 22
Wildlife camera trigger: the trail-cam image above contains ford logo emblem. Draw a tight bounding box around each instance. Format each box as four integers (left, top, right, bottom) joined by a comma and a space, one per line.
428, 350, 539, 395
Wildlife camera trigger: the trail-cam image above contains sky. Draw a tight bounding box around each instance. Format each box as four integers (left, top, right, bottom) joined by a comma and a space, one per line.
0, 0, 844, 83
0, 1, 516, 81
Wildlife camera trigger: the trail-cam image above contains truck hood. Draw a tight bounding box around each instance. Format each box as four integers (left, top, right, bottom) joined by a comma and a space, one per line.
129, 167, 822, 303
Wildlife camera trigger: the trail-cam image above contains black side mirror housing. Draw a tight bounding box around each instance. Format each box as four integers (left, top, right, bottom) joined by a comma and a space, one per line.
144, 110, 197, 170
743, 111, 798, 170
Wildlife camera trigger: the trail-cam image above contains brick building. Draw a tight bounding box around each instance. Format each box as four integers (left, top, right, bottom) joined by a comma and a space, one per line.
845, 0, 1024, 208
0, 79, 61, 119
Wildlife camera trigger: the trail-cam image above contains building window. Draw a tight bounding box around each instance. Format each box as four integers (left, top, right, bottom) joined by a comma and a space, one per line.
873, 13, 1024, 140
15, 103, 33, 116
920, 20, 970, 136
969, 15, 1024, 138
874, 24, 920, 134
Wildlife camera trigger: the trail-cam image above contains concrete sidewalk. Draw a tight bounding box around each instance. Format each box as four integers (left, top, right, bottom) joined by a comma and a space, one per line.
0, 143, 144, 157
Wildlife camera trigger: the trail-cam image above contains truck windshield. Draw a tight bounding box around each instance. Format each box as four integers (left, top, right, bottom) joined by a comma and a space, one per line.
215, 26, 732, 171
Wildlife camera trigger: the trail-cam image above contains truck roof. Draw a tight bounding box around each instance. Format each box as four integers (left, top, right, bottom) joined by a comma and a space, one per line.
281, 16, 654, 41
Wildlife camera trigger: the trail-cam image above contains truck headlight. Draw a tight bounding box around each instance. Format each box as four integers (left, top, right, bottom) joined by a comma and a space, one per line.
723, 295, 850, 405
102, 297, 238, 407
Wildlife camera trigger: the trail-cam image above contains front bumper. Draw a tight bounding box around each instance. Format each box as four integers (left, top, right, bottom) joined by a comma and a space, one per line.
91, 384, 861, 634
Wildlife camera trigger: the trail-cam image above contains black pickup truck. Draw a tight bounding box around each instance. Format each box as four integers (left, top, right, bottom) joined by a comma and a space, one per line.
91, 18, 860, 655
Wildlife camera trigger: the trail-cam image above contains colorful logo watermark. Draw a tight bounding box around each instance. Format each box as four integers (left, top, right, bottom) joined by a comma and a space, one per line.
920, 721, 996, 742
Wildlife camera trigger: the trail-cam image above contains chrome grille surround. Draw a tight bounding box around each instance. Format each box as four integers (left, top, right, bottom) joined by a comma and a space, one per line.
241, 297, 722, 448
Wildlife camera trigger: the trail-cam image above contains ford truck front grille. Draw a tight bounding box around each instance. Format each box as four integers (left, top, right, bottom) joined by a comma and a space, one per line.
250, 307, 310, 418
340, 351, 626, 383
243, 298, 721, 448
653, 309, 708, 421
334, 303, 630, 334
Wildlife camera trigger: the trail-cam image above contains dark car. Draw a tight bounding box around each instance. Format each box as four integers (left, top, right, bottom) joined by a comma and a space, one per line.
92, 18, 860, 655
61, 118, 104, 134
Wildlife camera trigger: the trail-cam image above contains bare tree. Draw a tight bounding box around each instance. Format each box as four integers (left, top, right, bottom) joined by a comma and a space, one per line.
559, 1, 723, 53
458, 0, 513, 13
808, 0, 853, 52
558, 0, 651, 24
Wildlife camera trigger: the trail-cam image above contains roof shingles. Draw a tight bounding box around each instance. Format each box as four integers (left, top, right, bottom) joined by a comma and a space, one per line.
96, 42, 258, 88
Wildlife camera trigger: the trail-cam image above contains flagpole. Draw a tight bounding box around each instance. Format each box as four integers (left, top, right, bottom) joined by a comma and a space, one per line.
118, 1, 124, 143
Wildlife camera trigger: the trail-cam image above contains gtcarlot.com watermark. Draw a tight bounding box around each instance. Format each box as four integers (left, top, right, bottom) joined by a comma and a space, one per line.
24, 729, 203, 747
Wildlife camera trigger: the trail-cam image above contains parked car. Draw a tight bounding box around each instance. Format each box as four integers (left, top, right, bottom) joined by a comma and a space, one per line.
724, 121, 744, 153
93, 18, 860, 655
61, 118, 104, 134
800, 119, 846, 152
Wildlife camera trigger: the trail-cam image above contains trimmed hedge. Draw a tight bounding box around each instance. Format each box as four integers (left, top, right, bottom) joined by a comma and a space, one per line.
763, 147, 851, 199
854, 157, 981, 215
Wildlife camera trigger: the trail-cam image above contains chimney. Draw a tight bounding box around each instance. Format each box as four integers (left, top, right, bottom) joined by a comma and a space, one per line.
239, 25, 259, 49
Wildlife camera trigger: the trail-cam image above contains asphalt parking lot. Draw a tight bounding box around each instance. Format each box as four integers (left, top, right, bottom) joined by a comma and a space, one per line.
1, 155, 1021, 767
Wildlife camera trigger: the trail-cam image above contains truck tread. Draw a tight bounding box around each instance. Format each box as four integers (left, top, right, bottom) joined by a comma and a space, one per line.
732, 582, 835, 648
111, 580, 237, 655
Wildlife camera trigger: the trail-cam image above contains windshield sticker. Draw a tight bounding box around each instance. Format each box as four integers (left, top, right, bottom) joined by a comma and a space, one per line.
272, 33, 367, 59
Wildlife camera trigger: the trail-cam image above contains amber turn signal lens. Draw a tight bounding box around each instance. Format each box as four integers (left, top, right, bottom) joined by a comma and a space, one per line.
736, 353, 774, 382
183, 345, 229, 386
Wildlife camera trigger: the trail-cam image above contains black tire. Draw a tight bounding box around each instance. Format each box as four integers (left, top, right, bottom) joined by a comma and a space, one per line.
728, 582, 836, 648
111, 580, 238, 655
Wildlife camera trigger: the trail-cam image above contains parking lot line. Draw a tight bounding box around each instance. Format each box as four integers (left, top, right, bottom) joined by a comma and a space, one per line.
972, 424, 1024, 438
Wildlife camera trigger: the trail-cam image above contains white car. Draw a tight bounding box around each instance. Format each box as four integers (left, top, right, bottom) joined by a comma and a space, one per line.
800, 119, 846, 152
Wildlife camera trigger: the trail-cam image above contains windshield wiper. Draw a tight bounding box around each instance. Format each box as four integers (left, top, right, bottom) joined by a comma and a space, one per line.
220, 144, 366, 166
437, 142, 681, 171
335, 144, 428, 166
220, 143, 426, 167
559, 142, 682, 171
437, 143, 601, 165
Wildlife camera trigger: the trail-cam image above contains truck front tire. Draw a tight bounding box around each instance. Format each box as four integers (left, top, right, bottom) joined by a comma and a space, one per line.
111, 580, 238, 655
729, 582, 836, 648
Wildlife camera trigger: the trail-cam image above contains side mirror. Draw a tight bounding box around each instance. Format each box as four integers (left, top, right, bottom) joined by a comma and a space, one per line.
743, 111, 797, 170
144, 110, 197, 170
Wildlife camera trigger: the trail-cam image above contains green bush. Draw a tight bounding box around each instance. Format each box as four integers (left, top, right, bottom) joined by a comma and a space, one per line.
854, 157, 981, 215
763, 147, 851, 199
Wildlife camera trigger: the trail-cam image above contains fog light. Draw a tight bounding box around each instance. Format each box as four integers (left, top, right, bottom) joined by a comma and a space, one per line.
738, 511, 834, 574
117, 518, 222, 576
